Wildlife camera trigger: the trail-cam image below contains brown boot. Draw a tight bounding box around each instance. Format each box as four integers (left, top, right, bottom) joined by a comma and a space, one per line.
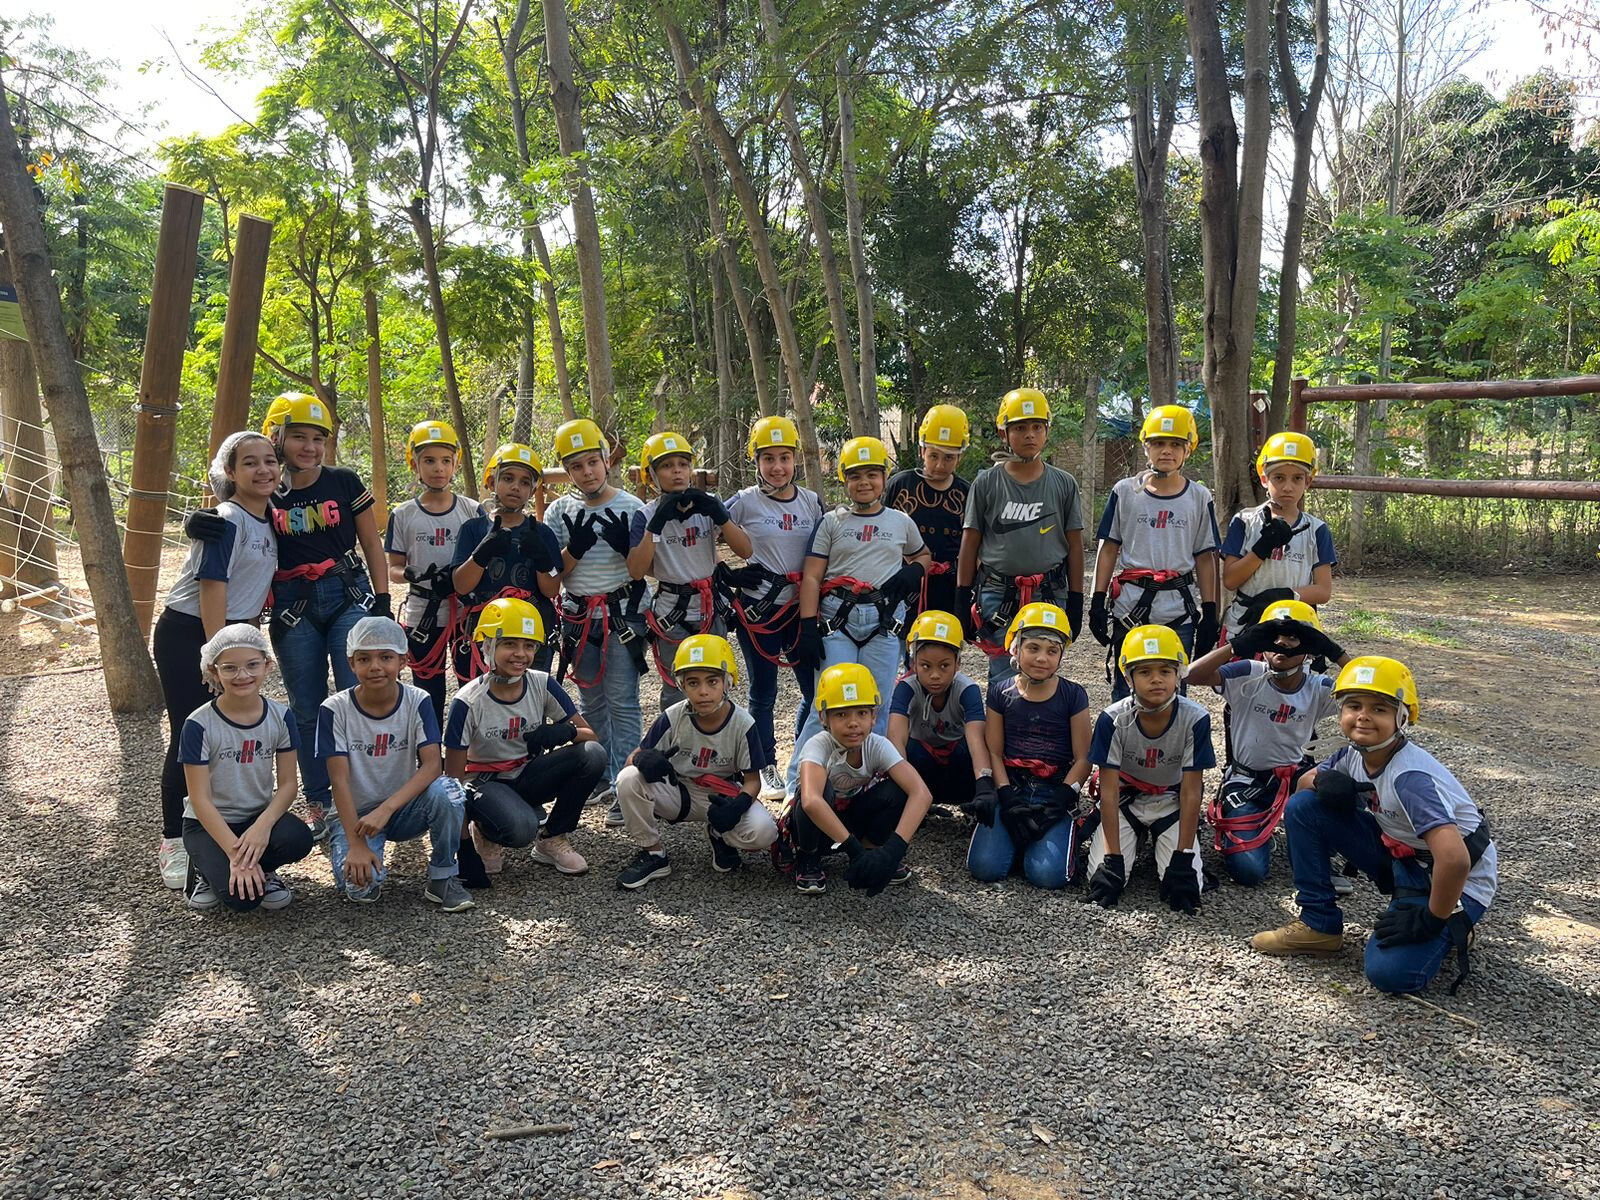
1251, 919, 1344, 957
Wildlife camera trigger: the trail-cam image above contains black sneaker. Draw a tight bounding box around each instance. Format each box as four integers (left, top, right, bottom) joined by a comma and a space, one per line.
794, 853, 826, 894
617, 850, 671, 890
708, 827, 742, 873
888, 862, 913, 886
424, 876, 476, 913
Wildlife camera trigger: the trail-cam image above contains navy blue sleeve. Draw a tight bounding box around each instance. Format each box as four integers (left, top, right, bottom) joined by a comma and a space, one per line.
418, 696, 442, 747
544, 676, 578, 718
1186, 712, 1218, 771
178, 717, 210, 765
383, 511, 403, 554
1314, 522, 1338, 566
629, 508, 649, 548
890, 679, 915, 717
1220, 515, 1246, 558
985, 679, 1011, 715
315, 705, 345, 758
1088, 711, 1118, 767
1063, 681, 1090, 717
444, 697, 471, 749
452, 516, 487, 567
640, 712, 672, 750
535, 523, 561, 565
1317, 746, 1351, 774
1202, 500, 1222, 552
1095, 489, 1120, 543
744, 724, 769, 771
959, 682, 986, 724
1394, 771, 1456, 836
195, 525, 235, 582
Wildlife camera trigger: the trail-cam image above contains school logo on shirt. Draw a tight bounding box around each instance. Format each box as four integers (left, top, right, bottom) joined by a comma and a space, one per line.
1141, 747, 1165, 768
780, 513, 796, 531
692, 746, 715, 769
225, 739, 263, 765
682, 526, 700, 548
371, 734, 392, 757
1269, 703, 1294, 725
856, 524, 878, 542
506, 717, 524, 740
272, 500, 341, 536
429, 527, 452, 547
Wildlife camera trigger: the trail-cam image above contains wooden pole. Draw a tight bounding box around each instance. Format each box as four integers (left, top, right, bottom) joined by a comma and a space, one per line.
123, 183, 204, 637
207, 213, 272, 466
0, 245, 62, 601
1289, 375, 1309, 432
1312, 475, 1600, 501
1299, 374, 1600, 405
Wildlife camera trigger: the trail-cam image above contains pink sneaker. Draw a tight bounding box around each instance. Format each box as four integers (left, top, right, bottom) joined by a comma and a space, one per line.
470, 824, 505, 874
530, 836, 588, 875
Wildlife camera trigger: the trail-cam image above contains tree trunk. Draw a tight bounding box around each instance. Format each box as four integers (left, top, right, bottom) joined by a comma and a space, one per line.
759, 0, 865, 436
0, 74, 160, 708
689, 137, 773, 417
532, 226, 574, 421
1081, 371, 1101, 522
663, 15, 823, 488
406, 197, 477, 494
363, 287, 388, 522
710, 254, 738, 488
836, 48, 879, 432
1186, 0, 1272, 522
484, 383, 505, 466
542, 0, 614, 431
1268, 0, 1330, 434
1126, 4, 1181, 412
0, 247, 62, 603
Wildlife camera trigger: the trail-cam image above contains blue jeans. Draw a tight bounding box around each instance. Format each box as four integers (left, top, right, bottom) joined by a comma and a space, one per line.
967, 776, 1076, 888
734, 619, 815, 767
572, 630, 642, 787
1283, 789, 1486, 994
270, 574, 370, 809
786, 624, 904, 795
329, 777, 465, 898
1109, 619, 1196, 701
975, 588, 1016, 684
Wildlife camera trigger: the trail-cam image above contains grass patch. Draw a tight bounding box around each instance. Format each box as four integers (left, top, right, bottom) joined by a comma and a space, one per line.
1335, 607, 1462, 647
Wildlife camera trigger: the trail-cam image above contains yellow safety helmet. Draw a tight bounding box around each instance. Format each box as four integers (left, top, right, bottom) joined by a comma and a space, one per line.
1256, 431, 1318, 478
481, 443, 542, 493
672, 633, 739, 685
748, 415, 801, 459
1140, 404, 1200, 451
261, 392, 332, 439
836, 435, 890, 482
918, 404, 970, 451
1256, 598, 1323, 630
404, 419, 461, 471
641, 431, 695, 481
906, 609, 964, 653
815, 662, 882, 712
995, 387, 1050, 430
1118, 624, 1190, 675
554, 418, 608, 463
1333, 656, 1419, 725
473, 596, 546, 645
1005, 601, 1072, 651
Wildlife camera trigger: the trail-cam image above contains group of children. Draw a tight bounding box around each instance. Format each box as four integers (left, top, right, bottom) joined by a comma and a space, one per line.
156, 390, 1499, 997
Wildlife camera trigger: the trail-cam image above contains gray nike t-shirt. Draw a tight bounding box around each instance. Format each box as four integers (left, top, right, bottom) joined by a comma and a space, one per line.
963, 464, 1083, 576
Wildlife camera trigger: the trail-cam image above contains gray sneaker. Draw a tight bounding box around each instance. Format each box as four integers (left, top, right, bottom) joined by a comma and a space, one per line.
260, 874, 293, 911
758, 766, 786, 801
1332, 873, 1355, 897
186, 868, 219, 911
424, 876, 476, 912
605, 798, 626, 828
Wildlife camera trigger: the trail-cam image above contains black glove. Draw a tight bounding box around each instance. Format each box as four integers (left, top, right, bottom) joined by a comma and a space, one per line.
524, 719, 577, 755
1250, 516, 1297, 560
707, 793, 754, 834
880, 562, 925, 604
962, 775, 999, 826
723, 563, 768, 590
471, 516, 516, 565
1195, 602, 1220, 655
1087, 853, 1126, 908
1226, 621, 1283, 660
646, 498, 677, 535
1238, 617, 1344, 664
1064, 591, 1084, 640
562, 511, 599, 559
368, 593, 392, 620
595, 508, 633, 557
1240, 587, 1297, 626
516, 522, 560, 573
632, 747, 678, 783
1161, 850, 1202, 914
795, 616, 824, 669
1089, 591, 1111, 646
1374, 903, 1449, 947
1052, 780, 1082, 812
678, 487, 730, 526
185, 507, 229, 544
954, 585, 978, 642
1295, 626, 1344, 663
842, 832, 908, 896
1314, 769, 1376, 817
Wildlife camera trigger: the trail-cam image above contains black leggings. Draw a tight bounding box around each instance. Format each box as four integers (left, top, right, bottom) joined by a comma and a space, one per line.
182, 812, 315, 911
153, 608, 211, 839
792, 778, 908, 854
467, 740, 607, 846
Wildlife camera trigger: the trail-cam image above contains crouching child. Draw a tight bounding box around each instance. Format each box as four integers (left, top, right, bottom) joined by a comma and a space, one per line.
615, 635, 775, 889
1084, 625, 1215, 915
318, 616, 473, 912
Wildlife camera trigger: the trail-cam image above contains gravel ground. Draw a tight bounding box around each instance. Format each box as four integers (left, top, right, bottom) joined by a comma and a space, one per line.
2, 572, 1598, 1199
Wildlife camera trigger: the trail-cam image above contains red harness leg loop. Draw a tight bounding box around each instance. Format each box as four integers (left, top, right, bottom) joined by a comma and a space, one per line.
407, 595, 462, 681
1208, 764, 1297, 853
273, 558, 339, 584
562, 594, 610, 689
693, 773, 746, 798
974, 572, 1045, 658
646, 579, 718, 687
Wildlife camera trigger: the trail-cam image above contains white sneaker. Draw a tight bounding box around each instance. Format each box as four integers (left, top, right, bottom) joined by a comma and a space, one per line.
758, 766, 786, 801
159, 837, 189, 890
530, 836, 589, 875
186, 869, 218, 911
260, 874, 293, 910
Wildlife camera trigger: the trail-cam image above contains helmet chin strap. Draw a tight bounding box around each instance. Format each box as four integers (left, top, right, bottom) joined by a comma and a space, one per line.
758, 473, 794, 498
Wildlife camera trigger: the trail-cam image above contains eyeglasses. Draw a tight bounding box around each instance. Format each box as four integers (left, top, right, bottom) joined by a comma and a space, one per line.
216, 658, 268, 678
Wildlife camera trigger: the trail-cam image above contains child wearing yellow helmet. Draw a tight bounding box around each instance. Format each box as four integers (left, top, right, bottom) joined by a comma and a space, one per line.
886, 610, 992, 812
1186, 600, 1350, 886
1083, 625, 1216, 914
1219, 431, 1335, 639
723, 415, 827, 800
786, 436, 932, 797
442, 597, 607, 882
451, 443, 564, 683
1088, 404, 1220, 699
967, 603, 1093, 888
1251, 656, 1498, 995
884, 405, 972, 618
258, 392, 390, 843
383, 420, 477, 725
628, 433, 754, 714
543, 418, 647, 825
613, 634, 777, 889
787, 663, 933, 896
956, 388, 1086, 685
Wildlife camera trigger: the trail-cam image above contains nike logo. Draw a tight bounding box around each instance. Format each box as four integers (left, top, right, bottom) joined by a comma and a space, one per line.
1039, 526, 1055, 535
991, 518, 1040, 534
